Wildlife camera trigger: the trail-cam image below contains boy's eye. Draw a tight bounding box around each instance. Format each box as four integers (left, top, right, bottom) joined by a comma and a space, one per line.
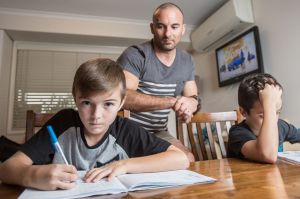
104, 102, 115, 107
81, 101, 90, 106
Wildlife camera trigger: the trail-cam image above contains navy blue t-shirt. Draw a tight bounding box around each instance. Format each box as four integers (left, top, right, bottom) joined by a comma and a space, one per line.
228, 119, 300, 158
21, 109, 171, 170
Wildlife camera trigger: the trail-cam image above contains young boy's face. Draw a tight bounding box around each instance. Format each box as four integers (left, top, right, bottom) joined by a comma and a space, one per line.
242, 99, 282, 135
75, 85, 124, 142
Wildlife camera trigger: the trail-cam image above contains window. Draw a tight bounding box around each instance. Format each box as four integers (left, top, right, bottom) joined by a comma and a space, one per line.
13, 49, 119, 130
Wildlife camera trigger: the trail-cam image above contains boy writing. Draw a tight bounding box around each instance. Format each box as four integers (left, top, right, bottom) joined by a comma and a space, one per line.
0, 58, 189, 190
228, 73, 300, 163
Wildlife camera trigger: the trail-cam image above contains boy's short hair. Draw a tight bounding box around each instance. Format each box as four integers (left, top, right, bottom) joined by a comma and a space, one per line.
238, 73, 283, 113
72, 58, 126, 100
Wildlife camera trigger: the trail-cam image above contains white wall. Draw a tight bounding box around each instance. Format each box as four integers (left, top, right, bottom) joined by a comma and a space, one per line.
0, 30, 13, 137
0, 9, 191, 44
193, 51, 239, 113
193, 0, 300, 126
2, 0, 300, 142
253, 0, 300, 125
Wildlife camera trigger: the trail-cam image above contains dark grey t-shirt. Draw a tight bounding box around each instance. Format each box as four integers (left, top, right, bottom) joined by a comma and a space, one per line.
228, 119, 300, 158
117, 40, 195, 134
21, 109, 170, 170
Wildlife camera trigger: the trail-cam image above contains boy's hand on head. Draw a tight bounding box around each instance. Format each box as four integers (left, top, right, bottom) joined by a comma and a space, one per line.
259, 84, 282, 108
83, 161, 128, 183
33, 164, 77, 190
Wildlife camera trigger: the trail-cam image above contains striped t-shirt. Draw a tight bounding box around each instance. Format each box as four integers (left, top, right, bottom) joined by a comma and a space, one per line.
117, 40, 195, 134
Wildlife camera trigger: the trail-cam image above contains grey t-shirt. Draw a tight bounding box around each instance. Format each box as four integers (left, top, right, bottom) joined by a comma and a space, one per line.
117, 40, 195, 134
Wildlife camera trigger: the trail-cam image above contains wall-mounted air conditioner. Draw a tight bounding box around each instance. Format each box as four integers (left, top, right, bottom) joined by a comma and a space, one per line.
191, 0, 254, 53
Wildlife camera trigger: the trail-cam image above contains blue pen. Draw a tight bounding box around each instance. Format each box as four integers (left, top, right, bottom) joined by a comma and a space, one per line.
47, 125, 69, 165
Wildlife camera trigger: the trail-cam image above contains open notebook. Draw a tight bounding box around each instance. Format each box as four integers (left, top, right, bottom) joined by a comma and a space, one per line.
278, 151, 300, 164
18, 170, 216, 199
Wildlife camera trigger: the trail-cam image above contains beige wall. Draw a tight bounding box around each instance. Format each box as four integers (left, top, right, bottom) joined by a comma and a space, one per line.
0, 30, 13, 137
193, 51, 239, 113
193, 0, 300, 126
1, 0, 300, 142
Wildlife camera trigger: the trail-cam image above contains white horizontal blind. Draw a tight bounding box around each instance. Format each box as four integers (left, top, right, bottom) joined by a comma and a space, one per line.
13, 50, 119, 130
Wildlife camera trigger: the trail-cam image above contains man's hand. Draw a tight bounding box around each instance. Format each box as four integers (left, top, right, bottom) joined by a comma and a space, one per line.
173, 96, 198, 123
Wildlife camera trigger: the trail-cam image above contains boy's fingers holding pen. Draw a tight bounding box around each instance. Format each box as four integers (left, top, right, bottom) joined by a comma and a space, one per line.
62, 164, 77, 174
57, 164, 78, 182
56, 180, 76, 190
58, 171, 77, 183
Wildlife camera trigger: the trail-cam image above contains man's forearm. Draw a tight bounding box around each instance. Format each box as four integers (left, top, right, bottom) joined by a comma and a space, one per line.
123, 90, 177, 112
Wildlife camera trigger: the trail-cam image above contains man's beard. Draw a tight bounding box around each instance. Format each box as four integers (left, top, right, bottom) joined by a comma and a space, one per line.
160, 44, 175, 51
153, 37, 176, 52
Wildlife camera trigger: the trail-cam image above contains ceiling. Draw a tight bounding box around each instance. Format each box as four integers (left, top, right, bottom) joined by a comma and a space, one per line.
0, 0, 228, 48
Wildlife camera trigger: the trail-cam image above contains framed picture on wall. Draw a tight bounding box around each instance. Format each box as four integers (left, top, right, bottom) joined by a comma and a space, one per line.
215, 26, 264, 87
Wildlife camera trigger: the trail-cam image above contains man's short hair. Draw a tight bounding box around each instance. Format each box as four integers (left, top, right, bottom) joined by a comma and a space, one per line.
238, 73, 283, 113
152, 2, 184, 22
72, 58, 126, 100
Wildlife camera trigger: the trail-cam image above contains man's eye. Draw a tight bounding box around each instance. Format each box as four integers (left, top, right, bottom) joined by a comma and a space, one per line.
155, 23, 164, 29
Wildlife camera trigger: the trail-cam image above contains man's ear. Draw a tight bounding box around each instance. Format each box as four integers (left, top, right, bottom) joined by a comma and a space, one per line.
150, 23, 154, 34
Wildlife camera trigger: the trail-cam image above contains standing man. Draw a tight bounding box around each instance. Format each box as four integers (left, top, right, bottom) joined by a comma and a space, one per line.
117, 3, 200, 162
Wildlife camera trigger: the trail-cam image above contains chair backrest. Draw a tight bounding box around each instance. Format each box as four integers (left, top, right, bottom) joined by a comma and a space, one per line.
25, 109, 130, 142
176, 110, 242, 161
118, 109, 130, 118
25, 110, 55, 141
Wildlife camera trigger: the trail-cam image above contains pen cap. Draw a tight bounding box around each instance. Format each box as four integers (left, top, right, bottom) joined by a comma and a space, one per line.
47, 125, 58, 144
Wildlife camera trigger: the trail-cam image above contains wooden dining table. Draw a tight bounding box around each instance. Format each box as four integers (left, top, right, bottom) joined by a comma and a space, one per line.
1, 158, 300, 199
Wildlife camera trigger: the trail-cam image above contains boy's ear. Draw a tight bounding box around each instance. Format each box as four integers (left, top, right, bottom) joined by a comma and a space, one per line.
119, 95, 127, 111
239, 107, 248, 117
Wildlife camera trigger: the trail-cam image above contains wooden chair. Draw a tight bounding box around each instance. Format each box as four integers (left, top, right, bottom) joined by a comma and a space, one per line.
118, 109, 130, 118
176, 110, 242, 161
25, 109, 130, 142
25, 110, 55, 141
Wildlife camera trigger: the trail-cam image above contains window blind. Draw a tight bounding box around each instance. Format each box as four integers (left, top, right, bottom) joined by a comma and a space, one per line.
13, 50, 119, 130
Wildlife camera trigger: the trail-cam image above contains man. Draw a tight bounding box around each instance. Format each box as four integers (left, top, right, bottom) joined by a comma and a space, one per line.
117, 3, 200, 162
